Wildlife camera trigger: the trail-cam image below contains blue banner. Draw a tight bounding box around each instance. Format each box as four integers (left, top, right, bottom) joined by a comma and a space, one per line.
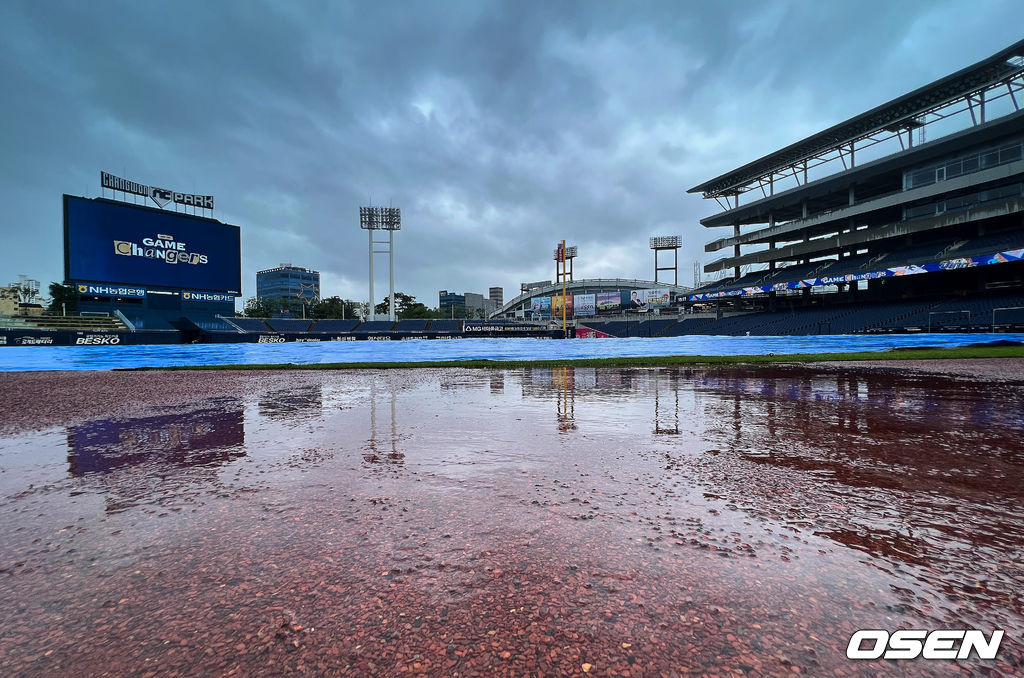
689, 248, 1024, 301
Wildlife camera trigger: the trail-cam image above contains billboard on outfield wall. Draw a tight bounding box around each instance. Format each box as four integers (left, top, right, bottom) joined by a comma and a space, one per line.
644, 288, 670, 308
629, 288, 670, 310
64, 195, 241, 294
596, 291, 621, 312
531, 296, 551, 315
575, 294, 595, 316
551, 295, 574, 317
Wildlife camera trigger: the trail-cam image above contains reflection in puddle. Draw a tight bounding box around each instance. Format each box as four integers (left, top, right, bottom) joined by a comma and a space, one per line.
257, 384, 323, 421
362, 378, 405, 469
68, 401, 246, 476
63, 398, 246, 513
0, 366, 1021, 676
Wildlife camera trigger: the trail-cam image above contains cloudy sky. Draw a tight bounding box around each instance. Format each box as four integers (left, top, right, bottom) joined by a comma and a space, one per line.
1, 0, 1020, 309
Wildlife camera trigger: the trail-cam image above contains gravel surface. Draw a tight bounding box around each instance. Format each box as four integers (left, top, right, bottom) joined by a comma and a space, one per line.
1, 366, 1022, 676
817, 356, 1024, 381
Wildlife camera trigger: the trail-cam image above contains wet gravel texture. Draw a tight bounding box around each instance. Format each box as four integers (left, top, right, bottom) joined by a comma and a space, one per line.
0, 366, 1022, 677
817, 357, 1024, 381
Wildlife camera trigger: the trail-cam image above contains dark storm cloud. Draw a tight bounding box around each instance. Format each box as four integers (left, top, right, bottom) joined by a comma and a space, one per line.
0, 0, 1019, 307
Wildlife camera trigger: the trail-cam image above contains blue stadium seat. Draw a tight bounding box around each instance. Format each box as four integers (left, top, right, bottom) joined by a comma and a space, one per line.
266, 318, 314, 332
395, 319, 429, 332
310, 319, 360, 333
353, 321, 396, 333
231, 318, 273, 332
428, 320, 462, 333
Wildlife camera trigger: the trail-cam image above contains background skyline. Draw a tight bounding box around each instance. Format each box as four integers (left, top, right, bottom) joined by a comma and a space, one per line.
1, 0, 1021, 310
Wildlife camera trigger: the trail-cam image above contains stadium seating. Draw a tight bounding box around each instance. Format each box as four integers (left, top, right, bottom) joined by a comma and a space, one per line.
230, 318, 273, 332
352, 321, 396, 333
952, 231, 1024, 259
395, 319, 429, 332
692, 269, 772, 295
577, 317, 670, 337
3, 315, 129, 331
882, 293, 1024, 331
189, 317, 240, 332
759, 260, 835, 286
427, 320, 462, 333
266, 318, 314, 332
651, 290, 1024, 337
659, 317, 718, 336
310, 319, 360, 333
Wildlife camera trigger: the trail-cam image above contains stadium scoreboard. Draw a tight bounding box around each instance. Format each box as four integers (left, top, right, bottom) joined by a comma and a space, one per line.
63, 195, 241, 295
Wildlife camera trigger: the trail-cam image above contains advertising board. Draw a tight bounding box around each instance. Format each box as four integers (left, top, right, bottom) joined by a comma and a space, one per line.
629, 288, 671, 310
596, 291, 622, 312
531, 297, 551, 315
575, 293, 595, 316
552, 295, 574, 317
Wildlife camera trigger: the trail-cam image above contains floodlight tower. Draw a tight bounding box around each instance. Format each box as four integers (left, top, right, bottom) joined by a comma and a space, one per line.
554, 242, 577, 338
359, 205, 402, 321
650, 236, 682, 286
554, 245, 578, 284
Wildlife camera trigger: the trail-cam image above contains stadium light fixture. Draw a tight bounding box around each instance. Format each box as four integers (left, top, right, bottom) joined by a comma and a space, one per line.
649, 236, 682, 249
650, 235, 682, 286
360, 205, 403, 321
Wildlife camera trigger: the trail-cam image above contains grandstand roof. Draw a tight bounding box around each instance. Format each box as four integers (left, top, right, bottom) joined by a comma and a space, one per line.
688, 39, 1024, 200
699, 109, 1024, 230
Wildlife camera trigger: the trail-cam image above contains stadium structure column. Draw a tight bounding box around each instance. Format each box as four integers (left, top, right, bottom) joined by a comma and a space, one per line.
368, 228, 374, 321
389, 229, 395, 321
733, 223, 741, 280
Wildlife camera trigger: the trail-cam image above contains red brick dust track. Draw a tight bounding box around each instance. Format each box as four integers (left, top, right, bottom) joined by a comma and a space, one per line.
0, 366, 1022, 677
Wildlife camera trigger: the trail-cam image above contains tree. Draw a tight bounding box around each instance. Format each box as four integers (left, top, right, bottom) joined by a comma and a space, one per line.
243, 296, 281, 317
374, 292, 418, 317
400, 302, 433, 319
13, 283, 38, 304
312, 296, 361, 319
46, 282, 77, 316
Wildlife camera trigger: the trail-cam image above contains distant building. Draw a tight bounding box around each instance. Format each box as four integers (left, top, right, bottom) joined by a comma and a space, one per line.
465, 292, 499, 318
489, 286, 504, 306
11, 275, 41, 303
0, 287, 19, 316
256, 264, 320, 311
440, 289, 500, 318
464, 292, 485, 314
438, 290, 467, 318
0, 285, 44, 316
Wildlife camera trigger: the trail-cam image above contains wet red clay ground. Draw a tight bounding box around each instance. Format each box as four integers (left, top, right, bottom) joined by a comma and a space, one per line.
0, 366, 1022, 677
